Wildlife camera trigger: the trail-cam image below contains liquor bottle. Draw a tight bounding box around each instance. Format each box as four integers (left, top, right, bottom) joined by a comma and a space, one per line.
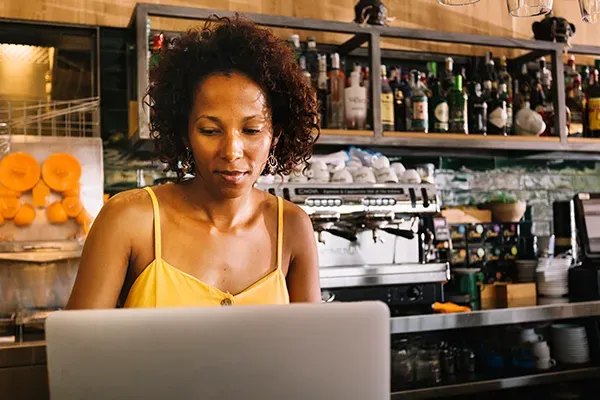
567, 77, 585, 136
468, 82, 487, 135
389, 68, 406, 131
487, 86, 507, 136
441, 57, 454, 97
498, 83, 512, 135
429, 82, 449, 133
305, 36, 319, 88
289, 34, 302, 61
421, 72, 432, 98
410, 70, 429, 133
539, 58, 552, 98
149, 32, 164, 69
344, 71, 367, 130
400, 70, 412, 131
582, 67, 591, 92
512, 79, 523, 129
299, 56, 312, 87
327, 53, 345, 129
519, 64, 532, 106
362, 66, 371, 129
587, 69, 600, 138
530, 69, 546, 112
381, 65, 395, 131
317, 54, 328, 129
448, 75, 468, 134
498, 56, 512, 98
427, 62, 439, 90
564, 55, 580, 92
484, 52, 497, 89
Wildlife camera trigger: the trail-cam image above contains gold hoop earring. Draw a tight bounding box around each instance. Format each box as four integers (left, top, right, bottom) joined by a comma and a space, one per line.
181, 147, 194, 174
267, 152, 278, 175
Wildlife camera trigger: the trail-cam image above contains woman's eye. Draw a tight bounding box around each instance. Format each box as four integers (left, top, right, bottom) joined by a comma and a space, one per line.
199, 128, 218, 135
244, 128, 262, 135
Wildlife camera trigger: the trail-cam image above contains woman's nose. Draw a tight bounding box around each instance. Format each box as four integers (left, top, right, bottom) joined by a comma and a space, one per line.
220, 130, 244, 161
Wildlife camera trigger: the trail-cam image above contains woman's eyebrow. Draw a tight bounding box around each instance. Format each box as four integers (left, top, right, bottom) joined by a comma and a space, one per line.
194, 115, 221, 123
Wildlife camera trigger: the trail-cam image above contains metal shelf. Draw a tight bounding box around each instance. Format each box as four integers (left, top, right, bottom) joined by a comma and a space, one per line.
391, 365, 600, 399
127, 3, 600, 156
390, 300, 600, 334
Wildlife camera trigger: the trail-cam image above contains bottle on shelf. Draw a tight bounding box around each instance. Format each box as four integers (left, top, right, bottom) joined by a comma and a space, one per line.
539, 58, 552, 97
389, 68, 406, 131
487, 85, 508, 136
429, 82, 449, 133
410, 70, 429, 133
317, 54, 328, 129
344, 70, 367, 130
426, 62, 439, 90
149, 32, 164, 69
448, 75, 468, 134
441, 57, 454, 97
400, 70, 412, 131
484, 52, 497, 90
499, 83, 512, 135
530, 68, 546, 112
567, 77, 585, 136
362, 66, 372, 129
289, 34, 302, 61
468, 82, 487, 135
327, 53, 345, 129
565, 55, 580, 92
498, 56, 512, 98
305, 36, 319, 88
299, 56, 312, 87
380, 65, 395, 131
582, 67, 591, 92
587, 69, 600, 138
512, 79, 523, 130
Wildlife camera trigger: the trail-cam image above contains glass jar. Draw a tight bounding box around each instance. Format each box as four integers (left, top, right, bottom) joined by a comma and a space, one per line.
415, 345, 442, 383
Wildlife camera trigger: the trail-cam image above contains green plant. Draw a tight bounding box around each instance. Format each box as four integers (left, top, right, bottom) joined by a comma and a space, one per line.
487, 192, 518, 204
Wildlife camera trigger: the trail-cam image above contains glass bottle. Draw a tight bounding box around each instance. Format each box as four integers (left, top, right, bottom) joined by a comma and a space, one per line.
449, 75, 468, 134
429, 82, 449, 133
564, 55, 580, 93
299, 56, 312, 87
400, 70, 412, 131
289, 34, 302, 61
587, 69, 600, 138
468, 82, 487, 135
390, 68, 406, 131
426, 61, 439, 91
362, 66, 371, 129
499, 83, 512, 135
539, 58, 553, 98
442, 57, 454, 97
498, 56, 512, 97
380, 65, 395, 132
317, 54, 328, 129
410, 70, 429, 133
567, 77, 585, 136
487, 86, 507, 136
344, 71, 367, 130
326, 53, 345, 129
305, 36, 319, 89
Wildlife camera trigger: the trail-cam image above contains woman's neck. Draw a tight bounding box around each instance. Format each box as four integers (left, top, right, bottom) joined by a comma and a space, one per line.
179, 177, 258, 231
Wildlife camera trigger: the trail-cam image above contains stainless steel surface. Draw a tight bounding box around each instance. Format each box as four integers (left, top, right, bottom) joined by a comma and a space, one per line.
391, 366, 600, 399
320, 263, 449, 289
390, 300, 600, 334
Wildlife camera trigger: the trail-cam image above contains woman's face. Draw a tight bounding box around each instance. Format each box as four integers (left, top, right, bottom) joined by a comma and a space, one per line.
187, 72, 274, 199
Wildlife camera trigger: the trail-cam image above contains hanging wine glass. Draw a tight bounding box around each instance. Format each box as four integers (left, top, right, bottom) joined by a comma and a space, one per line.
507, 0, 553, 17
438, 0, 481, 5
579, 0, 600, 23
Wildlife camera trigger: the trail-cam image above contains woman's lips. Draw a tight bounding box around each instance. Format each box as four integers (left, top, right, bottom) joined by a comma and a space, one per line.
214, 171, 248, 184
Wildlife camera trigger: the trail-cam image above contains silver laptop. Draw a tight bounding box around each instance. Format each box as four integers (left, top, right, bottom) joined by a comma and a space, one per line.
46, 302, 390, 400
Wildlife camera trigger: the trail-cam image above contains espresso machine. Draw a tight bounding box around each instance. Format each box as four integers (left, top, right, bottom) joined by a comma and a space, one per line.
257, 182, 451, 315
569, 193, 600, 300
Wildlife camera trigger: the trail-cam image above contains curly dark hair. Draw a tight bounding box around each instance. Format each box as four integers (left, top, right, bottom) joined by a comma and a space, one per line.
147, 15, 320, 180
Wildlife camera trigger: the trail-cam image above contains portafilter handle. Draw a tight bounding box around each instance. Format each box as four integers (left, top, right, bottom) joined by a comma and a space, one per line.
380, 227, 415, 240
325, 228, 358, 242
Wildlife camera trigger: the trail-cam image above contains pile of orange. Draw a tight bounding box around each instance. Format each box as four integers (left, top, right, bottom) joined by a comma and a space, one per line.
0, 152, 92, 235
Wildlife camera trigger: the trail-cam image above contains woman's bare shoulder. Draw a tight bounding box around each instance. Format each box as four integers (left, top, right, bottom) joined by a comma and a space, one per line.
95, 188, 154, 230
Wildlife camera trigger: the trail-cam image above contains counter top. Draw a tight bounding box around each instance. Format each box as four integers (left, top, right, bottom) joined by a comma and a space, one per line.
0, 340, 46, 369
390, 298, 600, 334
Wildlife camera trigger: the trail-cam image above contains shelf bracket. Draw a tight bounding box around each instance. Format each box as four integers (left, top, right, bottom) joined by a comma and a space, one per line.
336, 33, 370, 55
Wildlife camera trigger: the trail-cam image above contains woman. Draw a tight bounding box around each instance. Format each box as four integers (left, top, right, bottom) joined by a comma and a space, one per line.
67, 16, 321, 308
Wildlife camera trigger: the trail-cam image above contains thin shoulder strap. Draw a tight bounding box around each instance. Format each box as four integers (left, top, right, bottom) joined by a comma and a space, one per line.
277, 196, 283, 270
143, 187, 162, 260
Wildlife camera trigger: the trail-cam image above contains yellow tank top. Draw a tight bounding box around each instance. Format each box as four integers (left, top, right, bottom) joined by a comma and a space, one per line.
123, 187, 290, 308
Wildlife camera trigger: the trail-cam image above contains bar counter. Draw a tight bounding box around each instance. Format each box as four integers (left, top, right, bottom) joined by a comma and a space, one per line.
2, 299, 600, 399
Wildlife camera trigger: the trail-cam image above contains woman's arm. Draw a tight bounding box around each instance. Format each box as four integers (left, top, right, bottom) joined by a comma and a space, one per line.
285, 204, 321, 303
66, 190, 146, 309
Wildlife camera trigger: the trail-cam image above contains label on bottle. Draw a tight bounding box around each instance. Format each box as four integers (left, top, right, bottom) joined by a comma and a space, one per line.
589, 98, 600, 131
381, 93, 395, 129
434, 102, 449, 131
506, 106, 513, 131
489, 106, 508, 129
345, 89, 367, 130
412, 100, 427, 121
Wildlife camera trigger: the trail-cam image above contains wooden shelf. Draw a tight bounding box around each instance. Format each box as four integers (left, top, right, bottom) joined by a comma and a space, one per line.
383, 131, 560, 143
320, 129, 373, 137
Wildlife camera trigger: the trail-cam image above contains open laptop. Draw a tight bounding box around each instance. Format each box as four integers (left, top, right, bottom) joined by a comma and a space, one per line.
46, 302, 390, 400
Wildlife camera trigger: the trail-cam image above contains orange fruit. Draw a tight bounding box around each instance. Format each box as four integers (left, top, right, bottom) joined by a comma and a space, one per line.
32, 180, 51, 208
14, 204, 36, 227
42, 153, 81, 192
0, 197, 21, 219
0, 183, 21, 198
62, 196, 83, 218
63, 182, 80, 197
0, 152, 41, 192
75, 209, 92, 235
47, 202, 68, 224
